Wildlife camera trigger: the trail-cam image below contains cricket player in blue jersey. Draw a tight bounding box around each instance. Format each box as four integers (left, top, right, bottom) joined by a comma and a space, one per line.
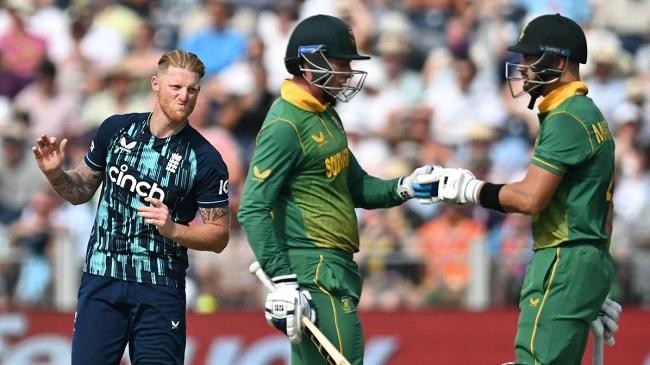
32, 49, 230, 365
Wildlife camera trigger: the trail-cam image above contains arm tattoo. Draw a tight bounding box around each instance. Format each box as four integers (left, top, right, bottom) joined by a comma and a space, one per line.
199, 206, 230, 223
49, 163, 103, 204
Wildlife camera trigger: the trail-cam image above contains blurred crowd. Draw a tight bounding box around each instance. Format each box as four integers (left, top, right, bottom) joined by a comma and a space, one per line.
1, 0, 650, 313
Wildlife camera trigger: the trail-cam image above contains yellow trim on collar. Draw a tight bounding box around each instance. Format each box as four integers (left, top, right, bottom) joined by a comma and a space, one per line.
538, 81, 588, 113
280, 79, 327, 113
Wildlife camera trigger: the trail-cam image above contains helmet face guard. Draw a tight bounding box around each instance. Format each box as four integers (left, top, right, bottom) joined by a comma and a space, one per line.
298, 45, 367, 102
505, 47, 569, 99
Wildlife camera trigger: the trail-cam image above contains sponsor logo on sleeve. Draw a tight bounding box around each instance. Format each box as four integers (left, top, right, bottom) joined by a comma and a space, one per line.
253, 165, 271, 182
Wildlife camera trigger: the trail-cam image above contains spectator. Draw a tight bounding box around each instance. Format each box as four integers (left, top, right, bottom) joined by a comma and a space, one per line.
13, 58, 81, 140
79, 65, 151, 131
8, 187, 64, 308
425, 53, 506, 146
0, 121, 45, 221
178, 0, 247, 78
28, 0, 73, 63
119, 20, 165, 87
416, 205, 486, 307
0, 6, 47, 97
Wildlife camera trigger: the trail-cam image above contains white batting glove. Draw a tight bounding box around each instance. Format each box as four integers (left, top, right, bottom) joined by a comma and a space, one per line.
437, 168, 484, 204
396, 164, 442, 204
264, 274, 316, 344
590, 297, 622, 347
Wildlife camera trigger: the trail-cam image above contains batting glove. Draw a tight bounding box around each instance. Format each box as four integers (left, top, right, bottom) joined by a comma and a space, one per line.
264, 274, 316, 344
590, 297, 622, 346
437, 168, 484, 204
397, 164, 442, 204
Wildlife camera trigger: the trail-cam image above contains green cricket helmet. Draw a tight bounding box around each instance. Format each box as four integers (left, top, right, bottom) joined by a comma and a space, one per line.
284, 14, 370, 102
505, 14, 587, 105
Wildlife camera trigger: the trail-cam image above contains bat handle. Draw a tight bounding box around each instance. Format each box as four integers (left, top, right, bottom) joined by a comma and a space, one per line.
249, 261, 276, 292
592, 331, 604, 365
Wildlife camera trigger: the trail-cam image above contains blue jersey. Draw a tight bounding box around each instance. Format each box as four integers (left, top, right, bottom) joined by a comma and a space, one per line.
84, 112, 229, 287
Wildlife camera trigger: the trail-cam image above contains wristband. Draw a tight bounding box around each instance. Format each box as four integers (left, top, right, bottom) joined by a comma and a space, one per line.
478, 183, 505, 212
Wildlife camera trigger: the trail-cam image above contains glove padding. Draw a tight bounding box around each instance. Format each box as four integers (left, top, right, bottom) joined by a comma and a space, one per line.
590, 297, 622, 347
397, 164, 442, 204
436, 167, 484, 204
264, 274, 316, 344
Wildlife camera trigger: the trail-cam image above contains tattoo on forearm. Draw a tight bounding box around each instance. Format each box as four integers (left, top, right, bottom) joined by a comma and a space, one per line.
199, 206, 230, 223
49, 166, 102, 203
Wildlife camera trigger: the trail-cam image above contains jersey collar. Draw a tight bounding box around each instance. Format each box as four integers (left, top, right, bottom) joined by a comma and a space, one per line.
538, 81, 588, 113
280, 79, 327, 113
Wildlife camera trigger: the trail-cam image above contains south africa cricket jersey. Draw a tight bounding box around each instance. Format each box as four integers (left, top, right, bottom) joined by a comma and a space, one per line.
530, 81, 615, 249
84, 112, 229, 287
238, 80, 404, 277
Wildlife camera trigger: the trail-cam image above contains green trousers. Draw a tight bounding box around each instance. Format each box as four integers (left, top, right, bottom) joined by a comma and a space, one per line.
515, 242, 614, 365
288, 249, 364, 365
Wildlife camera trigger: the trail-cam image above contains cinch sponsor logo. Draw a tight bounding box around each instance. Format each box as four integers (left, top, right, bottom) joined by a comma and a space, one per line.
325, 147, 349, 178
109, 164, 165, 201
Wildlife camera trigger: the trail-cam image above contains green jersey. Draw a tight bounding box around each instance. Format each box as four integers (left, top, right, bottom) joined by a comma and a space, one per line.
238, 80, 404, 277
530, 81, 615, 249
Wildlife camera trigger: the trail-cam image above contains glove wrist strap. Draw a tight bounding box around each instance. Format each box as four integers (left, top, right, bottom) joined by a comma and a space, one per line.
478, 183, 505, 212
464, 179, 484, 204
272, 274, 298, 285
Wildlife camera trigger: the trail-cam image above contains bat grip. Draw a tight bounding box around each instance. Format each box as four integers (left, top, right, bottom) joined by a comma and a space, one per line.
592, 329, 604, 365
249, 261, 276, 291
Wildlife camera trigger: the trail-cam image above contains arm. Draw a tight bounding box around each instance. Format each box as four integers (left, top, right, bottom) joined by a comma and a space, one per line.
32, 135, 103, 205
498, 164, 562, 214
46, 163, 103, 205
348, 154, 403, 209
436, 113, 590, 213
138, 198, 229, 253
237, 120, 302, 277
435, 164, 562, 215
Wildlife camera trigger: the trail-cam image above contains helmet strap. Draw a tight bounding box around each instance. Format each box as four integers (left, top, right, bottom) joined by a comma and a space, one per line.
524, 52, 566, 109
527, 93, 540, 110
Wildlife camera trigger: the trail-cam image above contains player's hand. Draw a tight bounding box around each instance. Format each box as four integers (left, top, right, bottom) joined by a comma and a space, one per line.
397, 164, 442, 203
264, 274, 316, 344
590, 297, 622, 347
437, 168, 484, 204
32, 134, 68, 176
137, 197, 176, 237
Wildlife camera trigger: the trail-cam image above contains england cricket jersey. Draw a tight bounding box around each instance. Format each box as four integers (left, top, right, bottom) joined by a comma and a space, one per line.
84, 112, 229, 287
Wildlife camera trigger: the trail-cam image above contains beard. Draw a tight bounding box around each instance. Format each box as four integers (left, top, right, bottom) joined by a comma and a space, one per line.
160, 99, 194, 124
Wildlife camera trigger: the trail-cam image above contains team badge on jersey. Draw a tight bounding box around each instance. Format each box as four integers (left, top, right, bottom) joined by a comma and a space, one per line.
166, 153, 183, 173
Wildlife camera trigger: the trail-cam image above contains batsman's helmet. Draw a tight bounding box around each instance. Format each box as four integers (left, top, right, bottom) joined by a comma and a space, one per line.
505, 14, 587, 101
508, 13, 587, 64
284, 14, 370, 102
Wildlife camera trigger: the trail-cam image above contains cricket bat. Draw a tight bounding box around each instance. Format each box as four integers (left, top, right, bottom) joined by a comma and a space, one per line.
249, 261, 351, 365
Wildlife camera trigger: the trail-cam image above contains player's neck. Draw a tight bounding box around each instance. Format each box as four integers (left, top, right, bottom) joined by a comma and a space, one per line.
149, 111, 187, 138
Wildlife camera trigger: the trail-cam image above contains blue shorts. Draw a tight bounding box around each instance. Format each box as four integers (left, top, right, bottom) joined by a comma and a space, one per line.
71, 273, 186, 365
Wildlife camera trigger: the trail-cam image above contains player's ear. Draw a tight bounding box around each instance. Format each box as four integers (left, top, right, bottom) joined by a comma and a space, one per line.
151, 75, 160, 92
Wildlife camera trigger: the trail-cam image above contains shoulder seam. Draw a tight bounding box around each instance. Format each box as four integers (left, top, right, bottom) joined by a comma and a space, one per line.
259, 117, 306, 155
545, 111, 595, 156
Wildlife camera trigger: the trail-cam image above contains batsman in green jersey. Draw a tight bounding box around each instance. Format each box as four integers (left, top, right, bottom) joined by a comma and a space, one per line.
237, 14, 439, 365
425, 14, 621, 365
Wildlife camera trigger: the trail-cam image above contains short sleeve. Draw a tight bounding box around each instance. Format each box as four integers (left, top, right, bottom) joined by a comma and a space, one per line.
84, 115, 125, 171
194, 149, 230, 208
532, 113, 593, 175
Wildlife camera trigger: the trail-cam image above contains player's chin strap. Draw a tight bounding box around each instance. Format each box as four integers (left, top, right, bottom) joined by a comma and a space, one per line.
525, 50, 566, 110
527, 93, 540, 110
